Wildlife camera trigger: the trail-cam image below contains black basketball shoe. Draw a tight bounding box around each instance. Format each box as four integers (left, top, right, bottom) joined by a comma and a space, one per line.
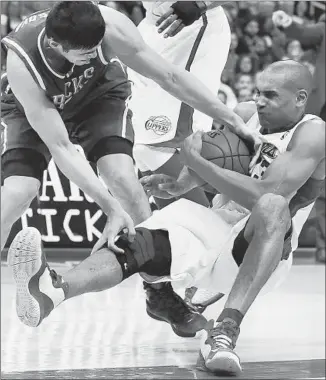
144, 281, 207, 337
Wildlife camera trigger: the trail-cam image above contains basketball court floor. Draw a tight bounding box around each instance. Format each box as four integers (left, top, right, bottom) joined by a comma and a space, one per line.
1, 255, 325, 379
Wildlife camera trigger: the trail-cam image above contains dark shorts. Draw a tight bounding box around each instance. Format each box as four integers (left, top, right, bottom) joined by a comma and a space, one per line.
1, 82, 134, 181
232, 222, 293, 267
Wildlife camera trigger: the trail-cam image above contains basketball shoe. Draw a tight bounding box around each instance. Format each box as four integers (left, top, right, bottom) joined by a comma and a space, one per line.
144, 282, 207, 337
198, 319, 242, 375
7, 227, 65, 327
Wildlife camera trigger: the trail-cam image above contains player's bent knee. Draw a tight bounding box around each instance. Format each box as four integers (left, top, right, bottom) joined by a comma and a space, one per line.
254, 193, 290, 232
97, 153, 138, 186
112, 228, 171, 280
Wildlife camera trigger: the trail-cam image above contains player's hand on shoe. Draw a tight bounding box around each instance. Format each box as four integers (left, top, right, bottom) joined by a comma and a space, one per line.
141, 174, 183, 199
156, 1, 207, 38
91, 206, 136, 255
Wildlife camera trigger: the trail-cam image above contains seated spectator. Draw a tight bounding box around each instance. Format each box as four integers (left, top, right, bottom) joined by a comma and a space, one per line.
254, 36, 275, 69
236, 18, 261, 55
282, 39, 305, 61
293, 1, 314, 25
235, 54, 258, 75
234, 73, 255, 94
237, 88, 254, 102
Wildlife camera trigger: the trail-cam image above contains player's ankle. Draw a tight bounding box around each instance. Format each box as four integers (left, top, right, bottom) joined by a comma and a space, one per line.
217, 308, 244, 327
50, 270, 69, 300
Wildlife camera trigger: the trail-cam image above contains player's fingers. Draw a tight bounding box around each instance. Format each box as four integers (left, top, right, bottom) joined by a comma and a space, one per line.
126, 223, 136, 243
91, 235, 106, 255
169, 23, 185, 37
158, 14, 178, 33
140, 176, 152, 188
164, 19, 184, 38
249, 144, 262, 171
107, 240, 124, 254
156, 8, 174, 26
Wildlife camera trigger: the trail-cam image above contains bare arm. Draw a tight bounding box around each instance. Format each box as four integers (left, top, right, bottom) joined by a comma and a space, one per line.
6, 50, 120, 216
101, 7, 257, 146
184, 120, 325, 211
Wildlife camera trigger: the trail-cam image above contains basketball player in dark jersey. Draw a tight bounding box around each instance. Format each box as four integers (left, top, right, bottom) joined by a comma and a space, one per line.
1, 2, 261, 337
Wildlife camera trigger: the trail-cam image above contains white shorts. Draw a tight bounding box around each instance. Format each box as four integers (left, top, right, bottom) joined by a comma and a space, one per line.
133, 144, 177, 172
130, 7, 231, 171
139, 199, 312, 297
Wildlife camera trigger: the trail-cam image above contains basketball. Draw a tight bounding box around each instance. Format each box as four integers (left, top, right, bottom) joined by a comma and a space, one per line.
201, 128, 252, 175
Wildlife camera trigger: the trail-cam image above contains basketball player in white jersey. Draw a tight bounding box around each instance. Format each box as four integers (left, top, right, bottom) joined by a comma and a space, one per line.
7, 61, 325, 375
129, 1, 234, 208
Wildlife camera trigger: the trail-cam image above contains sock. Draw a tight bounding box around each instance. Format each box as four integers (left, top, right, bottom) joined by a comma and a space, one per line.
51, 271, 69, 299
217, 308, 244, 326
39, 268, 65, 308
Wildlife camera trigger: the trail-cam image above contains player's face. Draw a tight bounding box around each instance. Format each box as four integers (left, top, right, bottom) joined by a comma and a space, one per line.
254, 75, 297, 131
56, 41, 102, 65
62, 48, 98, 65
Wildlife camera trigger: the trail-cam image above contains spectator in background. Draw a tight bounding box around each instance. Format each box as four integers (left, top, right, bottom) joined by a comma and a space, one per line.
283, 39, 304, 61
235, 54, 258, 76
237, 88, 254, 102
234, 73, 255, 94
273, 6, 326, 263
236, 18, 261, 55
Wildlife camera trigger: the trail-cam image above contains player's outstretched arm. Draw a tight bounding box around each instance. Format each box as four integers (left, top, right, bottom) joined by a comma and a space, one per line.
182, 121, 325, 210
6, 50, 135, 250
101, 7, 260, 150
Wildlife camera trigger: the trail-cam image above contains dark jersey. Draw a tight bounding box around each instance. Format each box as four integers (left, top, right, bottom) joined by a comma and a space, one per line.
1, 9, 131, 120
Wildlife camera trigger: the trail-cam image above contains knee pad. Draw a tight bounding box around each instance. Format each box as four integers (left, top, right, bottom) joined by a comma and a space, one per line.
114, 228, 171, 280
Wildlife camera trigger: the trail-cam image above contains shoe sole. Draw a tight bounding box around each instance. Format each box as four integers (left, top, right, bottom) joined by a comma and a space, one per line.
205, 350, 242, 375
7, 227, 45, 327
146, 310, 197, 338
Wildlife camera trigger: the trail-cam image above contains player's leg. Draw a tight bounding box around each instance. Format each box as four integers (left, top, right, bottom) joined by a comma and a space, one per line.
201, 193, 292, 374
97, 147, 151, 224
75, 92, 151, 225
8, 226, 206, 336
1, 109, 51, 252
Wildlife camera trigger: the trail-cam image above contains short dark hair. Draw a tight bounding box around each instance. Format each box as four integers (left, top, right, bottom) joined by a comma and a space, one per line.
45, 1, 105, 50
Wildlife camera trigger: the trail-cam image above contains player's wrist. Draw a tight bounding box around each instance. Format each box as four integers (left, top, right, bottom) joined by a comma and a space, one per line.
101, 196, 122, 217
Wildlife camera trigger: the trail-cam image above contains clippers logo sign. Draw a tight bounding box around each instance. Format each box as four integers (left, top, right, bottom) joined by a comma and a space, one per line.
145, 116, 172, 135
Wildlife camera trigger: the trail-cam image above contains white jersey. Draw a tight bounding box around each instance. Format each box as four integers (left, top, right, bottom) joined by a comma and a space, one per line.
140, 112, 320, 293
129, 4, 231, 147
212, 113, 320, 232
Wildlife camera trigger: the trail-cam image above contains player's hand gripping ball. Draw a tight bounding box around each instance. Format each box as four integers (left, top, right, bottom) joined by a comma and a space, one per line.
182, 129, 252, 175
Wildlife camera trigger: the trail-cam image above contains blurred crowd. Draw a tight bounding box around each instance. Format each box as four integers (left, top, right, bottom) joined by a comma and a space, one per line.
0, 1, 324, 105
